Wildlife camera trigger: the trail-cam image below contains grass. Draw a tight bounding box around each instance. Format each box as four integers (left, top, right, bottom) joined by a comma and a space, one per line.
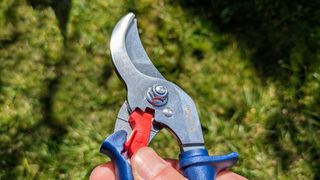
0, 0, 319, 179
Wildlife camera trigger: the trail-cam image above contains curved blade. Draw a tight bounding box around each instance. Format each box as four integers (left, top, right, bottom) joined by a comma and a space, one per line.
110, 13, 164, 83
124, 14, 164, 79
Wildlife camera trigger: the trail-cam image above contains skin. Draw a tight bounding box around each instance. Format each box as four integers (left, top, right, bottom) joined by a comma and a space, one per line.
90, 147, 247, 180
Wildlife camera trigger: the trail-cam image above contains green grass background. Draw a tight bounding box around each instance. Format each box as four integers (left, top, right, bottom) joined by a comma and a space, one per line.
0, 0, 319, 179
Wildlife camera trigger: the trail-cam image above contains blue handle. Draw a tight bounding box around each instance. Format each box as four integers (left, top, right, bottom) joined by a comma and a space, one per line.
100, 131, 238, 180
179, 149, 238, 180
100, 130, 133, 180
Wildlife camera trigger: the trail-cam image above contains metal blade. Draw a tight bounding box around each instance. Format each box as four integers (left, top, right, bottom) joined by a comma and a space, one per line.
111, 13, 163, 142
111, 13, 205, 152
125, 14, 164, 79
110, 13, 164, 87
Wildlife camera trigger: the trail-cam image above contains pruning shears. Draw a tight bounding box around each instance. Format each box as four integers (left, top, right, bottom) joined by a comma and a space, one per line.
100, 13, 239, 180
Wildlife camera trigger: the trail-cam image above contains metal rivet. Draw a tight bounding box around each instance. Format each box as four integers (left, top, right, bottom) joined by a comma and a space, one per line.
163, 107, 173, 117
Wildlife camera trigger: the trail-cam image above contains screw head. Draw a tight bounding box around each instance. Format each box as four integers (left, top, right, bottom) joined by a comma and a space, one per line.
146, 84, 168, 106
155, 85, 167, 95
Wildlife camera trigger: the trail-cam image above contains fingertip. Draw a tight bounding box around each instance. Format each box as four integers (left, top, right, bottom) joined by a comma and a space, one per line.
132, 147, 154, 158
89, 163, 116, 180
131, 147, 186, 180
131, 147, 167, 179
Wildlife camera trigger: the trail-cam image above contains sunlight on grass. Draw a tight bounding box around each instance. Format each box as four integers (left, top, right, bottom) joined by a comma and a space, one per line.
0, 0, 319, 179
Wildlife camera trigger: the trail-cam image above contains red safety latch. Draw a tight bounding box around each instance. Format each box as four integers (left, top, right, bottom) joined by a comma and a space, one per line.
124, 108, 154, 157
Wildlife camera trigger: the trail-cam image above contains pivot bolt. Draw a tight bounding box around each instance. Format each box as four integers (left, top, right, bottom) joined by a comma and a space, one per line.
146, 84, 168, 106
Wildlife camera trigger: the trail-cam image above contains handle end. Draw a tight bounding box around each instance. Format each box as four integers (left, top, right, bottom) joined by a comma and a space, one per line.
179, 148, 238, 180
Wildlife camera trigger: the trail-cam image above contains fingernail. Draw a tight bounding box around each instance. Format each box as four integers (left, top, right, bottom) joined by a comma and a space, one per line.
132, 147, 168, 179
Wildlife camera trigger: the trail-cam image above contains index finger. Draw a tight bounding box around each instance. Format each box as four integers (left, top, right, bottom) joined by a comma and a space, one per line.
89, 159, 180, 180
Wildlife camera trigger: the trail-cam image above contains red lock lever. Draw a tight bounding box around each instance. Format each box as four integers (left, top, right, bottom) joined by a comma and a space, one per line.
124, 108, 154, 157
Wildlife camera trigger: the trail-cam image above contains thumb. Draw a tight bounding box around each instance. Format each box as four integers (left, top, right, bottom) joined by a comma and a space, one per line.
131, 147, 186, 180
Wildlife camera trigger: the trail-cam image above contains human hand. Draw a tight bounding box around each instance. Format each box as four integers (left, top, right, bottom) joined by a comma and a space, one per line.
90, 147, 246, 180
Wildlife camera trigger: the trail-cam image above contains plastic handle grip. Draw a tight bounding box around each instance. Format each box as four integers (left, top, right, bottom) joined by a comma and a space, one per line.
124, 108, 153, 157
179, 149, 238, 180
100, 130, 133, 180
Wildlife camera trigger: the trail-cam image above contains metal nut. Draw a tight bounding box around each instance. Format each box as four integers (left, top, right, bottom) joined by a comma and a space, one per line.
146, 84, 168, 106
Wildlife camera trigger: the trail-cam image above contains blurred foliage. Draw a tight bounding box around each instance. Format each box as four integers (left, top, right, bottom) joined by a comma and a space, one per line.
0, 0, 319, 179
